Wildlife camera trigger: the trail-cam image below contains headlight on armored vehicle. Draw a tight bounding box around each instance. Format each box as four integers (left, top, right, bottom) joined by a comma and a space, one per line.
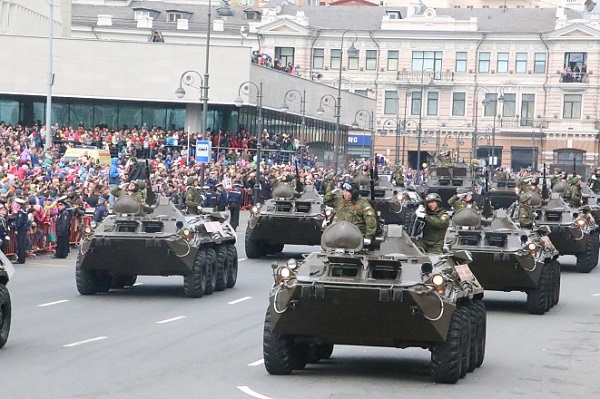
526, 242, 538, 255
431, 274, 446, 293
576, 218, 587, 228
324, 208, 333, 217
276, 266, 295, 284
286, 258, 298, 270
395, 193, 404, 203
84, 226, 93, 235
182, 228, 192, 241
251, 205, 259, 215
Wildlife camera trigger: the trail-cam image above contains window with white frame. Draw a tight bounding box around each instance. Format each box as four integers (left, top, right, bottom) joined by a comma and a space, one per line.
134, 10, 150, 20
168, 12, 182, 22
502, 93, 516, 117
455, 52, 467, 73
452, 92, 466, 116
366, 50, 377, 71
478, 52, 490, 73
355, 89, 369, 98
427, 92, 438, 116
497, 52, 509, 73
411, 91, 421, 115
563, 94, 582, 119
313, 49, 324, 70
515, 52, 527, 73
412, 51, 443, 73
331, 49, 341, 70
534, 53, 546, 73
348, 50, 359, 70
387, 50, 399, 71
384, 91, 398, 114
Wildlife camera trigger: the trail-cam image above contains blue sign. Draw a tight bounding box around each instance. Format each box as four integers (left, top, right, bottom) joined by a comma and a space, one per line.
195, 140, 212, 163
348, 134, 372, 147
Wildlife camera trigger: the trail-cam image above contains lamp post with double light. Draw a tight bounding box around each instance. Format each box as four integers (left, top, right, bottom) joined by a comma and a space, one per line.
317, 94, 340, 169
351, 109, 374, 161
234, 81, 263, 205
417, 68, 436, 181
280, 89, 306, 166
481, 87, 504, 167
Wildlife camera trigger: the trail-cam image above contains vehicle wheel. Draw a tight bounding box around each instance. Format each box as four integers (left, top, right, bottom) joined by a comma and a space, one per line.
526, 262, 550, 315
270, 244, 284, 254
472, 299, 486, 368
245, 234, 263, 259
458, 305, 471, 378
317, 344, 334, 360
204, 247, 218, 295
76, 257, 98, 295
576, 231, 599, 273
184, 247, 207, 298
0, 284, 11, 349
214, 244, 228, 292
110, 275, 137, 289
96, 273, 112, 293
226, 243, 238, 289
465, 301, 479, 372
431, 305, 463, 384
549, 259, 561, 306
263, 309, 295, 375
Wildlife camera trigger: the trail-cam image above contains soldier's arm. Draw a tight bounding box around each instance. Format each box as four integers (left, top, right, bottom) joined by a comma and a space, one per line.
448, 195, 458, 206
323, 181, 338, 207
427, 212, 450, 229
363, 204, 377, 238
518, 208, 531, 227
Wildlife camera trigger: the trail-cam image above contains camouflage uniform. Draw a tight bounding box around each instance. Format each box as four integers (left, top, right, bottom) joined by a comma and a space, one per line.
589, 171, 600, 194
324, 182, 377, 238
448, 195, 480, 213
421, 205, 450, 254
111, 185, 144, 204
394, 171, 405, 187
185, 177, 203, 215
518, 193, 534, 228
569, 177, 582, 208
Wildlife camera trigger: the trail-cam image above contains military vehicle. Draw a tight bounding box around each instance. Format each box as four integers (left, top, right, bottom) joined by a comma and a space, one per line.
76, 195, 238, 297
446, 207, 560, 314
263, 221, 486, 384
245, 184, 324, 258
426, 162, 477, 211
488, 178, 518, 209
0, 250, 14, 348
354, 174, 421, 226
509, 188, 599, 273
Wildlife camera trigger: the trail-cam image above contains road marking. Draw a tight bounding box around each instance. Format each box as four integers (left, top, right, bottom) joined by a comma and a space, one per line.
592, 294, 600, 297
39, 300, 69, 307
156, 316, 187, 324
248, 359, 264, 366
239, 258, 248, 262
133, 282, 144, 286
64, 336, 107, 347
228, 296, 252, 305
237, 386, 274, 399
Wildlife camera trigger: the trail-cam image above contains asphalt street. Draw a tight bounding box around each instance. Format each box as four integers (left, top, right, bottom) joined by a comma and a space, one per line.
0, 211, 599, 399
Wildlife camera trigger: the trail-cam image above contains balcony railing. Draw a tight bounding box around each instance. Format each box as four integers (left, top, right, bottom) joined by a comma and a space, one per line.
559, 72, 588, 83
498, 117, 547, 128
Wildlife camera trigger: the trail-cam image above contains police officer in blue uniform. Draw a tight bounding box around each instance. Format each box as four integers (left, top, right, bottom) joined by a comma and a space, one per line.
206, 172, 218, 191
216, 183, 228, 212
14, 198, 29, 264
54, 199, 73, 259
228, 182, 243, 231
202, 185, 218, 208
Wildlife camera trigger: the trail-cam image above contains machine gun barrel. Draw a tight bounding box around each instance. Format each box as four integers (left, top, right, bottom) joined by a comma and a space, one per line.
541, 163, 549, 200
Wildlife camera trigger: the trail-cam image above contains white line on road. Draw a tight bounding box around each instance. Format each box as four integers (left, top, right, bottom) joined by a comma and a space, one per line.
592, 294, 600, 297
133, 282, 144, 286
239, 258, 248, 262
248, 359, 264, 367
237, 386, 274, 399
228, 296, 252, 305
38, 300, 69, 307
63, 336, 107, 347
156, 316, 187, 324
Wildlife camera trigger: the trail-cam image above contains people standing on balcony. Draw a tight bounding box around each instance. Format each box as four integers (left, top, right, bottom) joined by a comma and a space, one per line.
573, 65, 581, 82
564, 66, 572, 82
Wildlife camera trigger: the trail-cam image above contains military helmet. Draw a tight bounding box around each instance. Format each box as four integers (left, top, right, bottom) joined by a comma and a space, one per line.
519, 192, 532, 203
128, 181, 140, 192
456, 187, 469, 194
425, 193, 442, 203
186, 176, 198, 185
137, 180, 146, 190
571, 176, 581, 184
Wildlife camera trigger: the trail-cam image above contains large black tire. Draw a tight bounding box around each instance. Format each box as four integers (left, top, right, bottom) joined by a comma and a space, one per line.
576, 231, 599, 273
245, 234, 263, 259
214, 244, 228, 292
263, 309, 295, 375
269, 244, 284, 254
465, 301, 479, 372
431, 305, 464, 384
549, 259, 561, 306
317, 344, 334, 360
96, 273, 112, 293
204, 247, 218, 295
76, 257, 98, 295
110, 275, 137, 289
458, 305, 471, 378
226, 243, 238, 289
473, 299, 486, 368
0, 284, 11, 349
184, 248, 207, 298
527, 263, 551, 315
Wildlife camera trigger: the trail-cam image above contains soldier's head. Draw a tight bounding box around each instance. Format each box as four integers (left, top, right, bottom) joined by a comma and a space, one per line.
342, 181, 360, 202
127, 181, 139, 193
425, 193, 442, 211
530, 177, 538, 186
571, 176, 581, 185
186, 176, 198, 186
519, 192, 532, 205
595, 167, 600, 176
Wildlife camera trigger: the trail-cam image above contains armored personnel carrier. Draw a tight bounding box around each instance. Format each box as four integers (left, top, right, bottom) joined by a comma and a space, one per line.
446, 207, 560, 314
245, 184, 324, 258
520, 187, 599, 273
488, 178, 518, 209
76, 195, 238, 298
0, 251, 14, 348
263, 221, 486, 384
354, 174, 421, 226
426, 163, 477, 211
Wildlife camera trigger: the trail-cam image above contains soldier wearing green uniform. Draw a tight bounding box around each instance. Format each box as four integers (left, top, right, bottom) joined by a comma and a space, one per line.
589, 168, 600, 194
568, 176, 583, 208
518, 192, 534, 228
185, 176, 203, 215
324, 180, 377, 239
111, 181, 145, 204
393, 169, 405, 187
550, 168, 562, 188
448, 187, 480, 213
417, 193, 450, 254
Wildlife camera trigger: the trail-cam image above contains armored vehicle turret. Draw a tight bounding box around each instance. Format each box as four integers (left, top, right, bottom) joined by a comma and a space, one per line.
76, 195, 238, 298
446, 207, 560, 314
0, 251, 14, 348
488, 178, 518, 209
426, 163, 477, 211
245, 184, 324, 258
263, 221, 486, 384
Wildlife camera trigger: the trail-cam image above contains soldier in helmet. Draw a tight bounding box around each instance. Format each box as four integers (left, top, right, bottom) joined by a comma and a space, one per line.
448, 187, 479, 213
324, 180, 377, 239
568, 176, 583, 208
527, 177, 542, 194
111, 180, 144, 204
589, 167, 600, 194
393, 167, 405, 187
550, 168, 562, 188
518, 192, 534, 228
185, 176, 202, 215
416, 193, 450, 254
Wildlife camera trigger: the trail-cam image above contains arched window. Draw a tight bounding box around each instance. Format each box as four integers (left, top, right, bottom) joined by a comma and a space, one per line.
555, 149, 584, 164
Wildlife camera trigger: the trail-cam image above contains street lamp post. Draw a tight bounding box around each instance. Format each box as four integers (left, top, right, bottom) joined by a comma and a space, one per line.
332, 30, 359, 173
234, 81, 263, 205
417, 68, 435, 181
317, 94, 340, 170
351, 109, 374, 161
474, 86, 504, 164
45, 0, 55, 150
280, 89, 306, 165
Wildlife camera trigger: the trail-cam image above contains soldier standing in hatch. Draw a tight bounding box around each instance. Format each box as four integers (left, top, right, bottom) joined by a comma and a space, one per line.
568, 176, 583, 208
323, 180, 377, 239
415, 193, 450, 254
448, 187, 479, 213
185, 176, 202, 215
518, 192, 534, 229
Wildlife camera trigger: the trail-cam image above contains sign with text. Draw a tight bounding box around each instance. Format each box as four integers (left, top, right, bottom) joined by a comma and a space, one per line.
348, 134, 371, 147
195, 140, 212, 163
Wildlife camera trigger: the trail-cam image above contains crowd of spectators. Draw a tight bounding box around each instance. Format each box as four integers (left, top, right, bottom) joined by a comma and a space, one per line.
251, 51, 301, 77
